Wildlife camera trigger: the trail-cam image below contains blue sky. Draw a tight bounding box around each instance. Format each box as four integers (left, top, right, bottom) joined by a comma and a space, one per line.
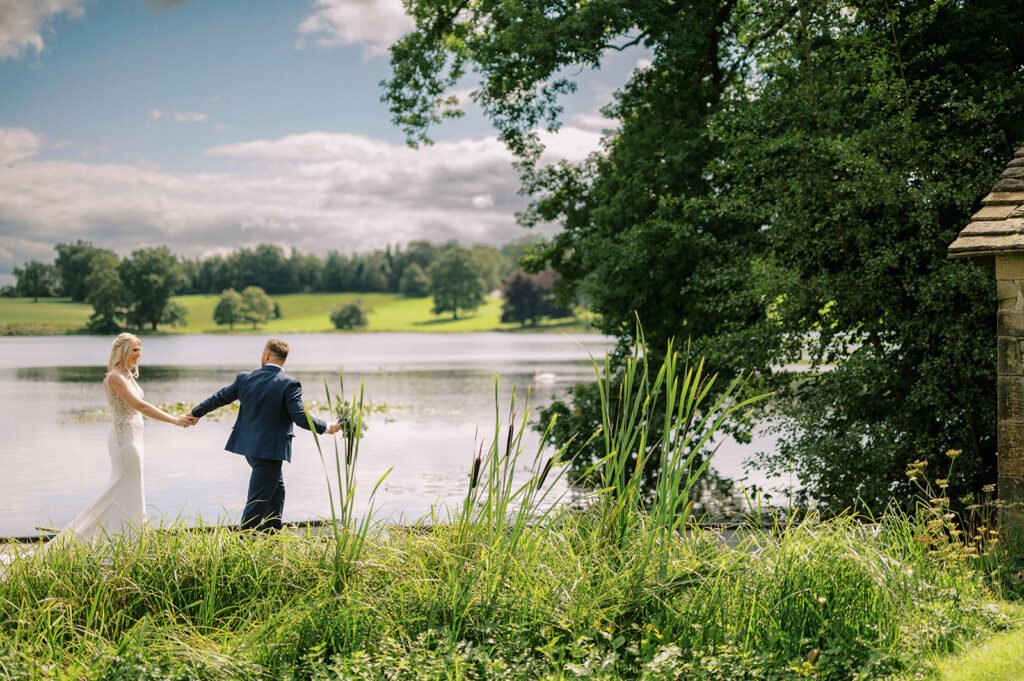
0, 0, 647, 283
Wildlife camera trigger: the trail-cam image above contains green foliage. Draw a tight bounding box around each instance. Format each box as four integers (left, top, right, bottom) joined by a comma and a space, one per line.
159, 300, 188, 328
239, 285, 274, 329
386, 0, 1024, 513
119, 246, 188, 331
212, 288, 244, 329
53, 241, 117, 302
84, 250, 126, 333
12, 260, 59, 301
428, 246, 487, 320
399, 261, 431, 297
500, 269, 571, 326
329, 300, 369, 330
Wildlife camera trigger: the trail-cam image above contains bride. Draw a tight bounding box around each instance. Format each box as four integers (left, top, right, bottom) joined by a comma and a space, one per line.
49, 333, 193, 546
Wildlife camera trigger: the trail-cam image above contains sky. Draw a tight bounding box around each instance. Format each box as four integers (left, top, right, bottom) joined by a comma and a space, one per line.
0, 0, 648, 285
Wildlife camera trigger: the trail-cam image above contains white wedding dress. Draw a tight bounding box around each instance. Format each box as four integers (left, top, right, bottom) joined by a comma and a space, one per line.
50, 374, 147, 545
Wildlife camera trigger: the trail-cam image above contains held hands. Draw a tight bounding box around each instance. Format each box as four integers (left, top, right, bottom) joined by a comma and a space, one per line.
176, 414, 199, 428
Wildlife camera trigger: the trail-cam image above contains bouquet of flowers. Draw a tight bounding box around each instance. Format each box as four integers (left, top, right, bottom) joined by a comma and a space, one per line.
332, 394, 370, 441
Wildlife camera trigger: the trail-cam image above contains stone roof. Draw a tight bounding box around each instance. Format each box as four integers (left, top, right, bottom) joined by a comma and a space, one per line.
948, 145, 1024, 259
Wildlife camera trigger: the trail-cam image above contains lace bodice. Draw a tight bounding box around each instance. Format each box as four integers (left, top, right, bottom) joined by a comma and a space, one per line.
105, 374, 144, 436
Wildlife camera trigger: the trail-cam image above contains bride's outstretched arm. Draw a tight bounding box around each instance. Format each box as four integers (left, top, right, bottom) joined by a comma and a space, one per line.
107, 373, 192, 427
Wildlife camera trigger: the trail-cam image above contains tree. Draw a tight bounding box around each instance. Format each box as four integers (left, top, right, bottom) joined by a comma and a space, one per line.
13, 261, 59, 301
331, 300, 369, 330
468, 244, 510, 291
213, 288, 244, 330
54, 241, 115, 301
240, 286, 274, 329
226, 244, 297, 294
501, 269, 570, 326
290, 248, 323, 293
159, 300, 189, 328
427, 247, 486, 320
85, 251, 125, 333
120, 246, 188, 331
386, 0, 1024, 512
399, 262, 431, 297
196, 255, 233, 294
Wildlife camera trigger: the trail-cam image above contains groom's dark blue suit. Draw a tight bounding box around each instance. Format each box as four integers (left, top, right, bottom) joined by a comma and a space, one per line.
192, 363, 328, 531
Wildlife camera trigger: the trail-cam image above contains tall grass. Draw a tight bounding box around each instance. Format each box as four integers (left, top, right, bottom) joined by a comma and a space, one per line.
0, 336, 1016, 679
306, 376, 389, 588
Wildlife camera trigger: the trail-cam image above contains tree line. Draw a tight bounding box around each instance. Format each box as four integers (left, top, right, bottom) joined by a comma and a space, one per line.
6, 238, 573, 331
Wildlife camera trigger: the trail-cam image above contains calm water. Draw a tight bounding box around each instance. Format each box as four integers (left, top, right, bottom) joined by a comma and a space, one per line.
0, 333, 786, 537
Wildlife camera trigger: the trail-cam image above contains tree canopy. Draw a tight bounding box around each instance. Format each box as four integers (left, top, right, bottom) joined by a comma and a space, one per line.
428, 246, 487, 320
385, 0, 1024, 511
120, 246, 188, 332
13, 261, 58, 302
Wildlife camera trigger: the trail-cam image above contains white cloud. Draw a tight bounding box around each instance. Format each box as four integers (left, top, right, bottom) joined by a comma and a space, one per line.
570, 111, 619, 133
150, 109, 208, 123
0, 0, 86, 61
0, 127, 42, 165
536, 127, 603, 163
0, 126, 603, 274
296, 0, 414, 58
173, 112, 207, 123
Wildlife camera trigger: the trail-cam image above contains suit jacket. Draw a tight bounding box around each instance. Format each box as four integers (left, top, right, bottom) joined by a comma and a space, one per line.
191, 364, 327, 462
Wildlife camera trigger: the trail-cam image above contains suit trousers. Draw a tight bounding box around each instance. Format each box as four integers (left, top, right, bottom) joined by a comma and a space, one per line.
241, 456, 285, 532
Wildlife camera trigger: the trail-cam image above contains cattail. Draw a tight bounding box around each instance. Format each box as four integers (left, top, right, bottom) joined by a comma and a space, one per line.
504, 419, 515, 459
537, 457, 553, 487
469, 455, 482, 489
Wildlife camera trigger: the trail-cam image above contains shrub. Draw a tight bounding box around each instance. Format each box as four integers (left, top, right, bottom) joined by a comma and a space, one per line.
331, 301, 369, 330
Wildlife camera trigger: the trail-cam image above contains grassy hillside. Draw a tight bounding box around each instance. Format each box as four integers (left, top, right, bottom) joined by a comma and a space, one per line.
0, 293, 589, 335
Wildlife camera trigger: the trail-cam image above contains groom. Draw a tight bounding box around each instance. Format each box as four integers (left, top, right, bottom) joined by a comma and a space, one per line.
187, 338, 340, 531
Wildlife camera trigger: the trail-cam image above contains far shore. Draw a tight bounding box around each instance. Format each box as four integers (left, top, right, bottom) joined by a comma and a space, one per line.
0, 293, 594, 336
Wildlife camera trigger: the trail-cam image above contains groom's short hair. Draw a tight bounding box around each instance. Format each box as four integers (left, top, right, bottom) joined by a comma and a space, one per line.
265, 338, 289, 361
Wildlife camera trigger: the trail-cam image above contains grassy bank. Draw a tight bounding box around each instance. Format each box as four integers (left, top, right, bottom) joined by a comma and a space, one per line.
0, 294, 591, 335
1, 511, 1018, 679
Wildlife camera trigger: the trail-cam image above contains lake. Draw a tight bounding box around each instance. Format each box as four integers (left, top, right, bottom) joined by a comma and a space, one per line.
0, 333, 787, 537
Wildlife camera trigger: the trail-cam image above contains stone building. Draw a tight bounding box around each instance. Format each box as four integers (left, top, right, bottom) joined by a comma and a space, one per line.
949, 145, 1024, 512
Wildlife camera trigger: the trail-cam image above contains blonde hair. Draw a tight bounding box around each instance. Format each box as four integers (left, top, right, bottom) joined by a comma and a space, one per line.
108, 333, 141, 378
265, 338, 289, 362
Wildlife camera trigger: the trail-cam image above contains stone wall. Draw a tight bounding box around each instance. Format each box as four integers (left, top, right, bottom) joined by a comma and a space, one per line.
996, 255, 1024, 513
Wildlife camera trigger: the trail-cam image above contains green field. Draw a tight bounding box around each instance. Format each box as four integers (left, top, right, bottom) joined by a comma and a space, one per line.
0, 294, 591, 335
0, 297, 94, 335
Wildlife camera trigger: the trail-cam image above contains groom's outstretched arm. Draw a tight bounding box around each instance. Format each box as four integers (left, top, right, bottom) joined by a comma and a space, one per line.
191, 372, 245, 419
284, 380, 327, 434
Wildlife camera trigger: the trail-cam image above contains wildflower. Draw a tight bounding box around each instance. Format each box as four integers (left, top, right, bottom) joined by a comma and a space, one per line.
982, 484, 997, 494
936, 479, 949, 489
906, 459, 928, 478
946, 449, 962, 459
